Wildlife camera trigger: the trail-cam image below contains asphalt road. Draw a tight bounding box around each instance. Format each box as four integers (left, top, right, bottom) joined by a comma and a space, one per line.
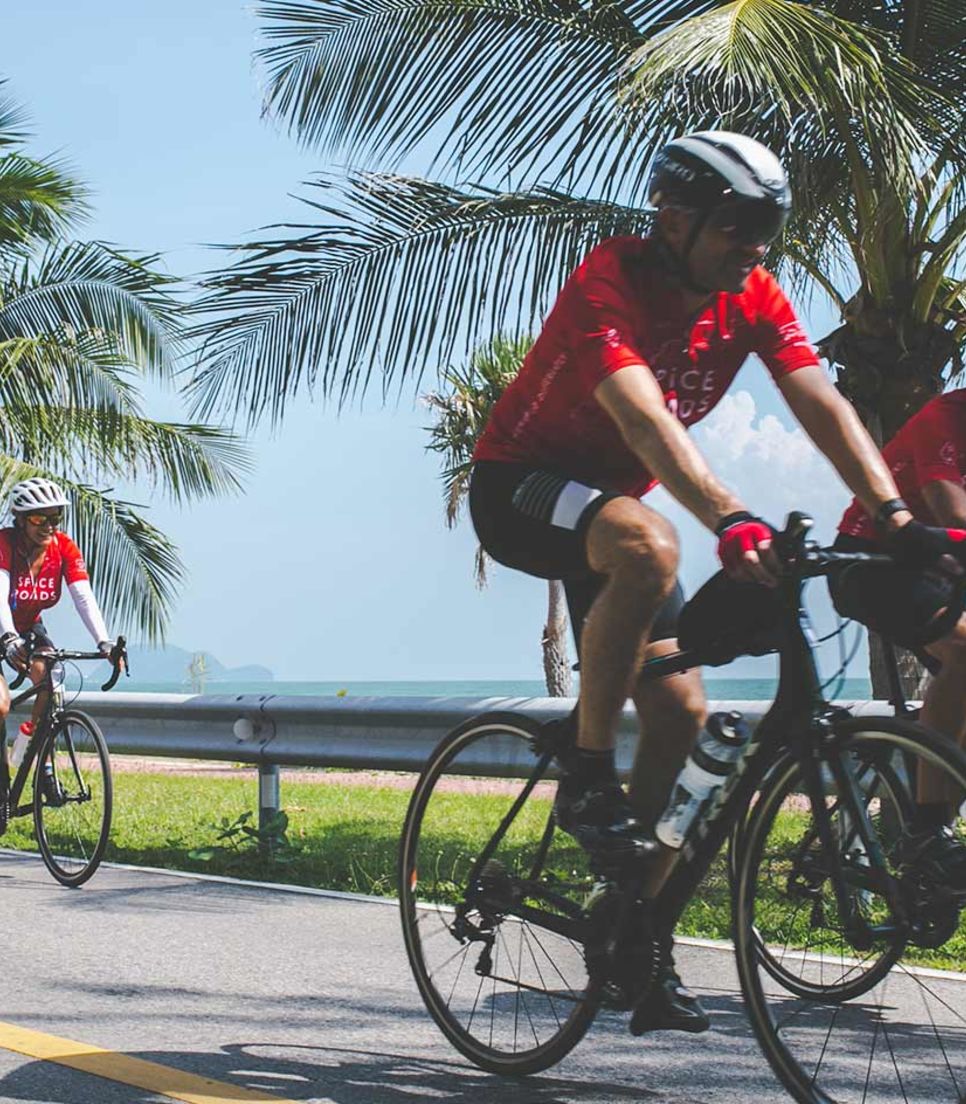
0, 851, 805, 1104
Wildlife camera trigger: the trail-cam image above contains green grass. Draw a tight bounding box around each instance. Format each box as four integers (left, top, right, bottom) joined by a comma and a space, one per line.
4, 769, 962, 972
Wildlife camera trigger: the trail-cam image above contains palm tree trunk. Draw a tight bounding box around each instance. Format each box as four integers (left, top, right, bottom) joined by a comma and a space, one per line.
542, 579, 572, 697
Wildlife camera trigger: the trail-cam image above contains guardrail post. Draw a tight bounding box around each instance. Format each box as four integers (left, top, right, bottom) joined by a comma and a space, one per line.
258, 763, 280, 853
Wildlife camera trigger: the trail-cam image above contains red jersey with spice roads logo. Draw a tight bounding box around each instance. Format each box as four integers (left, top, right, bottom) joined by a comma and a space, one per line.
473, 236, 821, 496
839, 389, 966, 540
0, 529, 89, 633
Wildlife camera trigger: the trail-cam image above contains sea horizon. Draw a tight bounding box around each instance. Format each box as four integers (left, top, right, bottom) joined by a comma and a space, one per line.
84, 675, 876, 701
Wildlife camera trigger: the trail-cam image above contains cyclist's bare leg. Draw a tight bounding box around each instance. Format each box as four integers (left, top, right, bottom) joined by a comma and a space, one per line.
579, 499, 679, 753
919, 611, 966, 808
0, 679, 9, 722
628, 640, 707, 831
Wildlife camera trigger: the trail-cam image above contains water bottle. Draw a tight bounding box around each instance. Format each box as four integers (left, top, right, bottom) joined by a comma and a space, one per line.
9, 720, 33, 770
655, 711, 750, 850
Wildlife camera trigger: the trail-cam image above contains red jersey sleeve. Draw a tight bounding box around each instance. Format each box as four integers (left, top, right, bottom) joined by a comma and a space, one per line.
569, 242, 652, 390
0, 530, 12, 574
57, 533, 89, 584
909, 398, 965, 487
750, 271, 820, 381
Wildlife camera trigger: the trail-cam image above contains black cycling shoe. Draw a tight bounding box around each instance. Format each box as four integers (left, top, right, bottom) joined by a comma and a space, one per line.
894, 825, 966, 896
553, 779, 658, 857
630, 937, 710, 1036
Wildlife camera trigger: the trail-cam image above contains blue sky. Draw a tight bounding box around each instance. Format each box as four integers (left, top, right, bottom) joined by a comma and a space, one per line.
4, 2, 861, 682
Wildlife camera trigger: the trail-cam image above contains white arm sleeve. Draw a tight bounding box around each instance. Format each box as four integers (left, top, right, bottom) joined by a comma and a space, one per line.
0, 570, 15, 636
68, 580, 110, 645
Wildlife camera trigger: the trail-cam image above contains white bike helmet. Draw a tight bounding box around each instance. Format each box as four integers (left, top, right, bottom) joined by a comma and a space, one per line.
9, 478, 70, 514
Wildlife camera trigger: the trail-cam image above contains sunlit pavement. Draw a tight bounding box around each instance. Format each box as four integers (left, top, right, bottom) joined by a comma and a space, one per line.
1, 851, 960, 1104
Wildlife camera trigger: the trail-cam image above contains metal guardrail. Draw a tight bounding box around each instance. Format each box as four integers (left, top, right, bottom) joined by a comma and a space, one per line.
31, 691, 901, 831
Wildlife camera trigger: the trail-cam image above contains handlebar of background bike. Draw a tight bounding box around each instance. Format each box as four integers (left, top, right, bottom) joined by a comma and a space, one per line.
5, 634, 128, 693
775, 510, 966, 577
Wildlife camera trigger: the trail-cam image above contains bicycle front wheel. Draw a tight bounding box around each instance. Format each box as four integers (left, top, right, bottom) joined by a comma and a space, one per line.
735, 715, 966, 1104
33, 710, 113, 887
399, 712, 598, 1075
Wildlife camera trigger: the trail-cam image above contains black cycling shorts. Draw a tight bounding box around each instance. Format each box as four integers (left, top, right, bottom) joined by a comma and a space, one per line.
469, 460, 685, 649
828, 534, 958, 649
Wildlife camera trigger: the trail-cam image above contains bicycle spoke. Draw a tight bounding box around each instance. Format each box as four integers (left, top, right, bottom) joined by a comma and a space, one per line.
399, 714, 597, 1072
737, 720, 966, 1103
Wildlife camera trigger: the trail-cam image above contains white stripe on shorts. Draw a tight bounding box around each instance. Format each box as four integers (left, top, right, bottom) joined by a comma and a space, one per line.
551, 481, 602, 531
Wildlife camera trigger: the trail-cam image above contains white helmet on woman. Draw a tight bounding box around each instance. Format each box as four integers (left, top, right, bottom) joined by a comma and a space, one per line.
9, 477, 70, 514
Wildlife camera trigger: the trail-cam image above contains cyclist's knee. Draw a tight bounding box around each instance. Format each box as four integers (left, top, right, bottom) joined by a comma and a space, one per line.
634, 674, 707, 735
0, 684, 9, 719
927, 613, 966, 667
587, 501, 678, 592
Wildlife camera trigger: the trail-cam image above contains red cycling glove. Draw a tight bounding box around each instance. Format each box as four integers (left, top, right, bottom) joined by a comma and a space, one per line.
715, 512, 775, 575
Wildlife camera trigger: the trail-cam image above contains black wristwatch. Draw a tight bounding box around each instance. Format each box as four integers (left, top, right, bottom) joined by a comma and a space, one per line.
873, 498, 909, 531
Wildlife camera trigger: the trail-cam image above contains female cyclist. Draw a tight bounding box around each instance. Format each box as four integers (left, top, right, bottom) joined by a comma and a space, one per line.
0, 478, 117, 792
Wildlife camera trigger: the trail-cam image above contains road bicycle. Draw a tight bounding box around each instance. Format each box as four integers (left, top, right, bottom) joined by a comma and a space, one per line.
398, 515, 966, 1103
0, 635, 128, 887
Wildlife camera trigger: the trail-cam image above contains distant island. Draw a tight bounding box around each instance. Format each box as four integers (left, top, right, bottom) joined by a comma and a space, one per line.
99, 644, 274, 687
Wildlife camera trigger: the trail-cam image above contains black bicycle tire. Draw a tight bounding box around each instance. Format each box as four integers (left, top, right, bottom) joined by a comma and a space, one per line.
728, 749, 908, 1001
33, 710, 113, 887
398, 711, 598, 1075
734, 715, 966, 1104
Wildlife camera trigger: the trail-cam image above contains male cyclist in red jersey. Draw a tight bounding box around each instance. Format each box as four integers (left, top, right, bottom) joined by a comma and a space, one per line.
469, 131, 966, 1034
831, 388, 966, 889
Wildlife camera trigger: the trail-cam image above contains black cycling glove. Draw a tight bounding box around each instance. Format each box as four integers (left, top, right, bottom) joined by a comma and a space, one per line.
884, 519, 966, 569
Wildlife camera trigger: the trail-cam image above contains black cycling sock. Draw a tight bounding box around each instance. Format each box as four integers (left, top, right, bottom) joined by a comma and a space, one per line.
912, 802, 950, 833
573, 747, 618, 788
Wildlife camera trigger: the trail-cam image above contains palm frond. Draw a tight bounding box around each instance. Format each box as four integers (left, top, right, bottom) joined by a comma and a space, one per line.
189, 172, 649, 424
623, 0, 944, 203
424, 333, 531, 524
0, 82, 30, 148
0, 406, 249, 502
255, 0, 714, 188
0, 154, 87, 251
0, 459, 182, 643
0, 241, 183, 381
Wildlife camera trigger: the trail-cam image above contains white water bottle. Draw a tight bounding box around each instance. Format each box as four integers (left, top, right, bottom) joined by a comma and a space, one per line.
655, 712, 750, 850
9, 720, 33, 770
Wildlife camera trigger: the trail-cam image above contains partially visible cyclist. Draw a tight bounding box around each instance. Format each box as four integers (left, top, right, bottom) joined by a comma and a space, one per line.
0, 478, 118, 798
468, 130, 966, 1033
831, 388, 966, 889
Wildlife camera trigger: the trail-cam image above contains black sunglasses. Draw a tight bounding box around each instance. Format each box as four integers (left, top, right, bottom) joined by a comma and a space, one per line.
707, 199, 788, 246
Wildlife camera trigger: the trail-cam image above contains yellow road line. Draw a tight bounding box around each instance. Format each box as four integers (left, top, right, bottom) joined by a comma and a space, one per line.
0, 1021, 301, 1103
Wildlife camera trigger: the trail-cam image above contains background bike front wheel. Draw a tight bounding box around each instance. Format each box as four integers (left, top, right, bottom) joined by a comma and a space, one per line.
33, 710, 113, 887
735, 716, 966, 1104
399, 712, 598, 1074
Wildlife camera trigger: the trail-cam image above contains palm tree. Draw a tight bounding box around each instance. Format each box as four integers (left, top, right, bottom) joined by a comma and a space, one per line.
425, 334, 572, 696
189, 1, 965, 693
0, 83, 248, 639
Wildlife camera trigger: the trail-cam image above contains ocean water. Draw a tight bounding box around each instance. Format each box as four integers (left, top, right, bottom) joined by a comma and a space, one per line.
90, 676, 874, 701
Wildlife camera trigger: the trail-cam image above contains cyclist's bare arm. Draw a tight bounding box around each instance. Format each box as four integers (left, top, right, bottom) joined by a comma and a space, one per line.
777, 365, 911, 532
594, 365, 746, 531
921, 478, 966, 529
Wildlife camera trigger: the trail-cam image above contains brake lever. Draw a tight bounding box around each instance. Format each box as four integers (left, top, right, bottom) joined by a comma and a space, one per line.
100, 634, 127, 692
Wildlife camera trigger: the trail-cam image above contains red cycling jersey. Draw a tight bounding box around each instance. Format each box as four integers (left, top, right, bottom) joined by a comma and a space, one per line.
839, 389, 966, 540
0, 529, 89, 633
473, 236, 820, 495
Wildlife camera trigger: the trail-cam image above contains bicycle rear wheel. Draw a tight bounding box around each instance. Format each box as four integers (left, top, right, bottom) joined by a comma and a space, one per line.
33, 710, 112, 887
399, 712, 598, 1074
735, 716, 966, 1104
